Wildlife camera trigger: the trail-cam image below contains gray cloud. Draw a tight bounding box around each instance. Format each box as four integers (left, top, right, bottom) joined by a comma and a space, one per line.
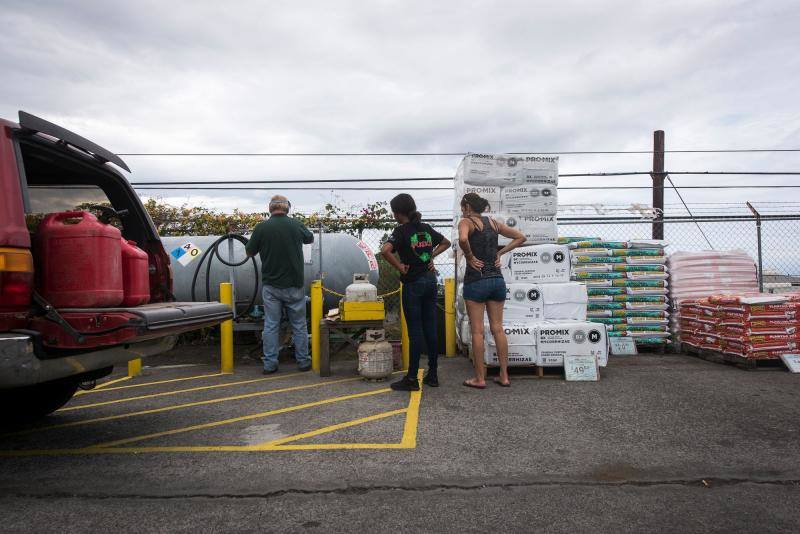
1, 0, 798, 217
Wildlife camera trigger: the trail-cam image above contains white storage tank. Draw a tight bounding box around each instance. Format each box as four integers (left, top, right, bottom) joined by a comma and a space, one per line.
161, 232, 380, 309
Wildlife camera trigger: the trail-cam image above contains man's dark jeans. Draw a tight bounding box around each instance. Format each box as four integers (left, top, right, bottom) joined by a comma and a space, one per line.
402, 271, 439, 379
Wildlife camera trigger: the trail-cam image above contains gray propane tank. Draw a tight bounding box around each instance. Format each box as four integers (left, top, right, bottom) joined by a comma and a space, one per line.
160, 232, 380, 309
357, 329, 394, 379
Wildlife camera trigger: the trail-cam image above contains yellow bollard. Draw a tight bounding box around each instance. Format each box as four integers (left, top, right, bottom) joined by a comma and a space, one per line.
127, 358, 142, 378
399, 282, 410, 371
444, 278, 456, 357
310, 279, 323, 373
220, 282, 234, 374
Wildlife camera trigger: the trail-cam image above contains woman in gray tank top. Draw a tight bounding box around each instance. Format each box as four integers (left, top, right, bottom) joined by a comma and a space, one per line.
458, 193, 526, 388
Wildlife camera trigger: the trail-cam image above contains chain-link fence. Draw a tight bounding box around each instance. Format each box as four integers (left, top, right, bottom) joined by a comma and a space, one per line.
353, 214, 800, 328
558, 215, 800, 282
316, 212, 800, 334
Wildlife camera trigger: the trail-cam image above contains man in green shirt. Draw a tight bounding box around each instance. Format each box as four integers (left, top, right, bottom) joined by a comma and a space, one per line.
246, 195, 315, 373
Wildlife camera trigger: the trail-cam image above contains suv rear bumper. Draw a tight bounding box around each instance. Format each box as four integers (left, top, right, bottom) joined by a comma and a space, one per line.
0, 333, 176, 388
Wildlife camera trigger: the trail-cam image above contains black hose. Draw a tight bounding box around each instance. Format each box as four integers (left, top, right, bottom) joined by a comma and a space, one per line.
190, 234, 260, 317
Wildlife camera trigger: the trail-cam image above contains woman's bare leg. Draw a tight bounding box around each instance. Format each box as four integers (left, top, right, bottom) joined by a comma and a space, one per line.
465, 299, 487, 386
486, 300, 510, 385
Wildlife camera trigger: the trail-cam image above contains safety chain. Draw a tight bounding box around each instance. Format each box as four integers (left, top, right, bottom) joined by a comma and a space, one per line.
321, 285, 401, 298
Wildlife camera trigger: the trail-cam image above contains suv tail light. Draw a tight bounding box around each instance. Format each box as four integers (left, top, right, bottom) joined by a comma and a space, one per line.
0, 247, 34, 311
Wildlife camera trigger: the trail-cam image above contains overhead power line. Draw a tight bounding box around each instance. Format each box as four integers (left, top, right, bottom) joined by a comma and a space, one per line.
131, 184, 800, 191
117, 149, 800, 156
128, 171, 652, 186
133, 186, 454, 191
127, 170, 800, 187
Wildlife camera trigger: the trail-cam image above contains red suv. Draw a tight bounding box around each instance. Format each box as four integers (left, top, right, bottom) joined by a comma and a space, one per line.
0, 112, 231, 421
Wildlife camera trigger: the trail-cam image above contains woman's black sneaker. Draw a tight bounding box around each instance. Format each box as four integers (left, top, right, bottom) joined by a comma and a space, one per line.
390, 376, 420, 391
422, 372, 439, 387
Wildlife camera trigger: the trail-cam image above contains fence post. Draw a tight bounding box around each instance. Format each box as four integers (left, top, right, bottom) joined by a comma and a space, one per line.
219, 282, 234, 373
651, 130, 665, 240
399, 283, 409, 370
444, 278, 456, 357
746, 202, 764, 292
311, 279, 323, 373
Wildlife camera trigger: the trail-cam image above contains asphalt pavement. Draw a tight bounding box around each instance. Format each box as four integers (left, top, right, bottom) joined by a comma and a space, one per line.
1, 350, 799, 533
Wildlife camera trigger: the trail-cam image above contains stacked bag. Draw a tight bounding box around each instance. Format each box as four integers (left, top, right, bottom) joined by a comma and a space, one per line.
680, 293, 800, 359
453, 153, 608, 369
566, 239, 671, 347
666, 250, 758, 341
453, 153, 560, 246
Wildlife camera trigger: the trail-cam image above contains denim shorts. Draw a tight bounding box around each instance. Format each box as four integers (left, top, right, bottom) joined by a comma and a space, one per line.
462, 276, 506, 303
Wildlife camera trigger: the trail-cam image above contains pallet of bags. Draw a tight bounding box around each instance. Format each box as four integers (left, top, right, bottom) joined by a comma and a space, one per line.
569, 239, 670, 348
454, 153, 560, 246
680, 293, 800, 360
667, 250, 758, 342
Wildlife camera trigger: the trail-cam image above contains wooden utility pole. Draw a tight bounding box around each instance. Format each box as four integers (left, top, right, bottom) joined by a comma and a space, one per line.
651, 130, 665, 239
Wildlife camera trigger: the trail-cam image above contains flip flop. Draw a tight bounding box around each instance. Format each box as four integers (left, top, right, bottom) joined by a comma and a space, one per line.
493, 377, 511, 387
462, 379, 486, 389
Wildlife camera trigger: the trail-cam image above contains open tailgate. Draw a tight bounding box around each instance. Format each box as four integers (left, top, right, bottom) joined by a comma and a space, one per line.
32, 302, 232, 349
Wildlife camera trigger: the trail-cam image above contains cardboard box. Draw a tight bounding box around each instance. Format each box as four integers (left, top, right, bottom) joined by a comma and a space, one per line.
506, 244, 571, 283
535, 320, 608, 367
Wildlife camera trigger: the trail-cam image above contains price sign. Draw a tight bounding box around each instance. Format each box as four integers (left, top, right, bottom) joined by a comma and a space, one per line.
564, 355, 599, 381
609, 337, 638, 356
780, 354, 800, 373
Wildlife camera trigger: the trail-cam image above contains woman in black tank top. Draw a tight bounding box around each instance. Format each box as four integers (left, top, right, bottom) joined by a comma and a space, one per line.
457, 193, 526, 389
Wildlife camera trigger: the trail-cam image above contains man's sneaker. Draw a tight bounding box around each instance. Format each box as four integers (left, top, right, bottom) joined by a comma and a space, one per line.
298, 363, 312, 372
422, 371, 439, 387
390, 376, 420, 391
262, 367, 278, 375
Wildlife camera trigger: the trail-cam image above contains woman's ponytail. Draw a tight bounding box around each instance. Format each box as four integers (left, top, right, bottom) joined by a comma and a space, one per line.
460, 193, 491, 214
390, 194, 423, 224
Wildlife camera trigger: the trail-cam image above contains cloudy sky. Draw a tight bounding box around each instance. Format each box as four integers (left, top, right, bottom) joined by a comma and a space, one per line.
1, 0, 799, 220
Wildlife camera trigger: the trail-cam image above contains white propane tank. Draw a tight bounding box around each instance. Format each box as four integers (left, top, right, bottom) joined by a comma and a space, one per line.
345, 273, 378, 302
358, 329, 394, 379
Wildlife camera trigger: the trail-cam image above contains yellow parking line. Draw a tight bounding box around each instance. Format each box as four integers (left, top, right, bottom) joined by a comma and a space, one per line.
257, 408, 407, 448
7, 376, 364, 436
400, 370, 424, 447
89, 388, 392, 448
76, 372, 226, 395
0, 443, 411, 455
59, 372, 303, 412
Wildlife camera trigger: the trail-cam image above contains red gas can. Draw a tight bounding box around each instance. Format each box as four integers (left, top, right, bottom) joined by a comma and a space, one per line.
35, 211, 123, 308
120, 239, 150, 306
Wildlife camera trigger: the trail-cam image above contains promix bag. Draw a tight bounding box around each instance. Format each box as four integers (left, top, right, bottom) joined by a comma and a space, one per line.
484, 322, 538, 366
505, 244, 571, 284
536, 321, 609, 367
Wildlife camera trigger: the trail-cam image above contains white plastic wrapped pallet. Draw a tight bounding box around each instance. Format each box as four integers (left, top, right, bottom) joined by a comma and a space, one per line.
454, 153, 559, 246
